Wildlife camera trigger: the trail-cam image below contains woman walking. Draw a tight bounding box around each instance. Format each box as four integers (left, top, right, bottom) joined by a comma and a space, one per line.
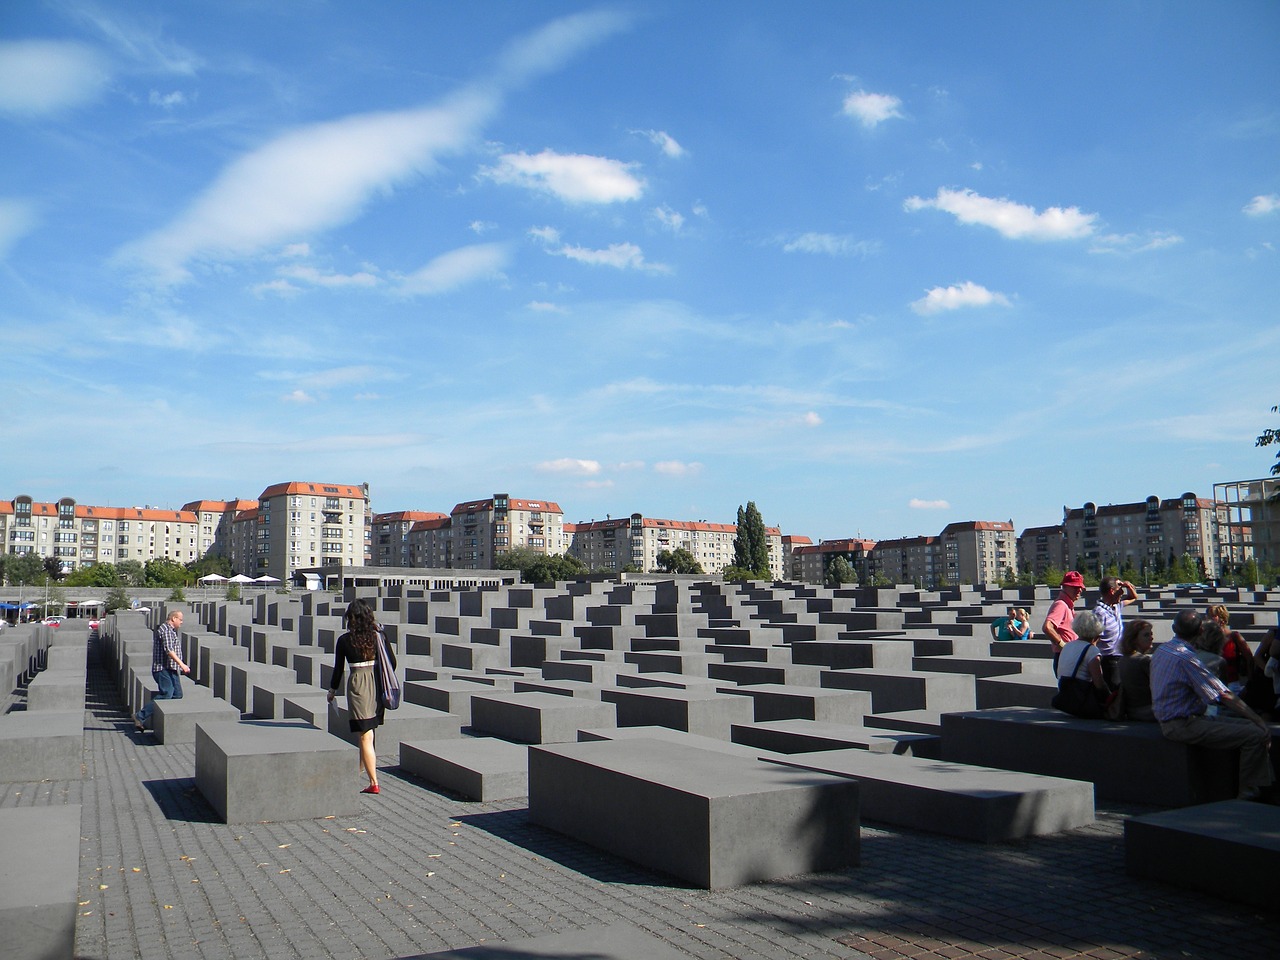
327, 598, 394, 794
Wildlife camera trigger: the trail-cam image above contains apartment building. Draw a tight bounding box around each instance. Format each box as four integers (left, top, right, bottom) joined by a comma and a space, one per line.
182, 498, 258, 560
0, 495, 200, 573
866, 535, 939, 587
448, 495, 566, 570
1059, 493, 1224, 578
238, 481, 371, 582
407, 514, 454, 569
1017, 524, 1068, 578
791, 538, 875, 584
567, 513, 785, 578
939, 520, 1016, 586
372, 511, 448, 567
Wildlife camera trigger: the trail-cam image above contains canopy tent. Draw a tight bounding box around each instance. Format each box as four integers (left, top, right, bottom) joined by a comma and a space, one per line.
227, 574, 255, 584
198, 574, 228, 584
253, 575, 280, 584
0, 602, 38, 610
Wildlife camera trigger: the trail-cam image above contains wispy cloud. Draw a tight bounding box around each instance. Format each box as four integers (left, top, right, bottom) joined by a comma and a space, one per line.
636, 128, 686, 158
654, 205, 684, 232
1089, 231, 1183, 255
842, 90, 903, 128
654, 461, 703, 477
396, 243, 509, 296
114, 13, 627, 283
277, 264, 381, 288
482, 149, 645, 203
148, 89, 187, 109
536, 458, 601, 476
911, 281, 1011, 316
553, 241, 668, 272
909, 498, 950, 510
0, 40, 108, 116
1244, 194, 1279, 216
782, 232, 880, 257
0, 199, 38, 259
905, 187, 1097, 240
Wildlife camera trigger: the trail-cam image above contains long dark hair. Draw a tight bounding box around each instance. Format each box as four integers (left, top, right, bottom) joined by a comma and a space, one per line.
344, 598, 379, 660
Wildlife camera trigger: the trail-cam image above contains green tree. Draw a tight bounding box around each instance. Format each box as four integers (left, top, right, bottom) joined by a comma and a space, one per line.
43, 556, 64, 581
64, 562, 121, 588
117, 560, 145, 587
225, 583, 241, 601
721, 565, 757, 583
104, 586, 131, 613
732, 501, 770, 578
656, 547, 703, 575
187, 554, 232, 579
1043, 565, 1064, 589
826, 556, 857, 586
4, 552, 47, 586
1256, 404, 1280, 490
144, 557, 190, 588
494, 548, 587, 584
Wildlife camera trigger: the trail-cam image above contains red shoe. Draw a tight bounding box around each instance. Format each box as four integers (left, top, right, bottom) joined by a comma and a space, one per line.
361, 784, 379, 795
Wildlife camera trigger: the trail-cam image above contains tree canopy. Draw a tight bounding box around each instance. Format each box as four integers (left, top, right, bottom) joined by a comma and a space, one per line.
656, 547, 703, 575
732, 501, 770, 578
494, 547, 588, 584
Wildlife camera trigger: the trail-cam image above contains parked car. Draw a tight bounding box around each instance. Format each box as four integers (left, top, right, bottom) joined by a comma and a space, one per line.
42, 615, 65, 627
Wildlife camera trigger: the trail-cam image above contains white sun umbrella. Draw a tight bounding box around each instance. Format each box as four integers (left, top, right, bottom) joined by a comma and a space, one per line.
198, 574, 228, 584
227, 574, 254, 584
254, 575, 280, 584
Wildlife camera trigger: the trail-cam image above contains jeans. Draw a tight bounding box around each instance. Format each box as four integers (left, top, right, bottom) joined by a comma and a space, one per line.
136, 668, 183, 726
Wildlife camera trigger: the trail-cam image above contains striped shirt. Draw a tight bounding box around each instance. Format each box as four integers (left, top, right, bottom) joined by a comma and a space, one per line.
1093, 600, 1123, 658
1150, 636, 1228, 723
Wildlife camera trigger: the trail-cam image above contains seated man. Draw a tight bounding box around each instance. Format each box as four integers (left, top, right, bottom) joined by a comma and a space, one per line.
1151, 610, 1274, 800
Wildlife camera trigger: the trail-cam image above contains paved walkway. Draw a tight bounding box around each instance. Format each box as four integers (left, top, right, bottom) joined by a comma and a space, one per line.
3, 636, 1277, 960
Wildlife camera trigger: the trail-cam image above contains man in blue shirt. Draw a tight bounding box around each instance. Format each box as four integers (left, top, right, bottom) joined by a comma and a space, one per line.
1093, 576, 1137, 689
1151, 610, 1273, 800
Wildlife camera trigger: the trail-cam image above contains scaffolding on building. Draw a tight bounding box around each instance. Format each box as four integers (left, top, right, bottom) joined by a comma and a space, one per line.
1212, 477, 1280, 574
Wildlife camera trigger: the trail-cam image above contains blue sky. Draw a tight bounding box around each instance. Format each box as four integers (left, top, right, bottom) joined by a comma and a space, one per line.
2, 1, 1278, 544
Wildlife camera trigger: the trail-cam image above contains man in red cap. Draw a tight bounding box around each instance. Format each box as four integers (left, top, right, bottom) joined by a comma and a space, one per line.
1043, 570, 1086, 670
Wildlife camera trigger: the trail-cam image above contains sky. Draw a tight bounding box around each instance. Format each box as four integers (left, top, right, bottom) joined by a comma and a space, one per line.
2, 1, 1278, 545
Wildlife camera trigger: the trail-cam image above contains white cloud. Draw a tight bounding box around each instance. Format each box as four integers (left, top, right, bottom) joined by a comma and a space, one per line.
482, 149, 645, 204
782, 232, 879, 257
1089, 231, 1183, 255
280, 242, 311, 258
278, 265, 380, 288
1244, 194, 1280, 216
911, 281, 1011, 316
554, 241, 667, 272
0, 199, 38, 259
537, 458, 601, 476
148, 89, 187, 109
654, 461, 702, 477
909, 498, 950, 510
397, 243, 508, 296
527, 300, 566, 313
0, 40, 108, 115
469, 220, 497, 234
251, 278, 301, 298
529, 225, 561, 245
803, 411, 822, 427
842, 90, 903, 128
654, 205, 684, 232
904, 187, 1097, 240
283, 390, 315, 404
637, 129, 686, 158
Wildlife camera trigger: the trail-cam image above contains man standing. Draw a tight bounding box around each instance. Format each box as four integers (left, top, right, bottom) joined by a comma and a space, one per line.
1042, 570, 1086, 668
1094, 575, 1138, 689
134, 610, 189, 732
1152, 610, 1274, 800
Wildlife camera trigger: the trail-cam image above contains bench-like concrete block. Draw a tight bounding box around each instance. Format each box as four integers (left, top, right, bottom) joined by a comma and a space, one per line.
0, 711, 83, 782
228, 662, 292, 713
0, 805, 82, 960
731, 719, 940, 758
1124, 800, 1280, 907
767, 748, 1094, 842
470, 691, 614, 744
153, 696, 240, 744
529, 738, 859, 889
282, 693, 332, 727
26, 670, 85, 712
195, 719, 361, 823
45, 646, 85, 671
603, 686, 753, 740
251, 680, 321, 720
940, 707, 1238, 806
721, 683, 872, 725
407, 921, 691, 959
400, 737, 528, 800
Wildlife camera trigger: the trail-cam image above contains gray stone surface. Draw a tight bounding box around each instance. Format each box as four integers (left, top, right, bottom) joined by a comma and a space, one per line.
0, 804, 81, 960
529, 738, 860, 889
0, 710, 83, 781
469, 690, 614, 744
194, 719, 361, 823
26, 668, 86, 712
328, 698, 464, 748
767, 748, 1095, 842
602, 685, 754, 740
400, 736, 528, 801
153, 695, 240, 744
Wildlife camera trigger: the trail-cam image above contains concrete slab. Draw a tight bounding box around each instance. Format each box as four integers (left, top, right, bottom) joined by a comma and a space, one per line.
400, 737, 528, 801
0, 804, 82, 960
0, 710, 83, 781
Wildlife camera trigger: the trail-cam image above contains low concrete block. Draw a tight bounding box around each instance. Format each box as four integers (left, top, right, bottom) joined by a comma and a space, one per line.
767, 748, 1094, 842
940, 707, 1238, 806
0, 804, 82, 960
0, 711, 83, 782
470, 691, 614, 744
26, 670, 85, 712
1124, 800, 1280, 907
153, 696, 240, 744
731, 719, 940, 758
720, 683, 872, 725
328, 699, 463, 750
251, 680, 321, 720
603, 686, 754, 740
400, 737, 528, 800
529, 738, 860, 889
194, 719, 361, 823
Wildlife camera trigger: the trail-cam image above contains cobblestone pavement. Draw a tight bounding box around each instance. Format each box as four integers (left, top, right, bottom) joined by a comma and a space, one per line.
3, 637, 1277, 960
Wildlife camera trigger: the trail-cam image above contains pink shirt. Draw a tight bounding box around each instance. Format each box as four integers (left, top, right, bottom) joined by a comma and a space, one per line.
1045, 596, 1077, 647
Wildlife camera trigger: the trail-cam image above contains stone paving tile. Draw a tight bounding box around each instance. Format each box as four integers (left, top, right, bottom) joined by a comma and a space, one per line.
3, 635, 1279, 960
